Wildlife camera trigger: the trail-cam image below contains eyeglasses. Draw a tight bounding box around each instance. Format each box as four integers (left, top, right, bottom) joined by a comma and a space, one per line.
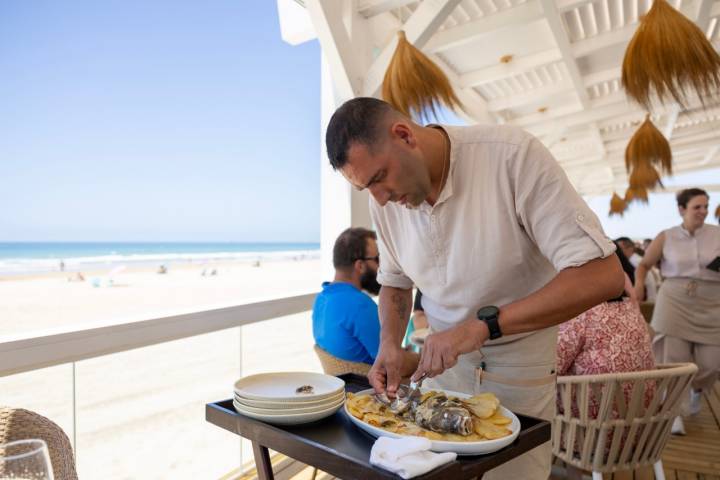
359, 255, 380, 263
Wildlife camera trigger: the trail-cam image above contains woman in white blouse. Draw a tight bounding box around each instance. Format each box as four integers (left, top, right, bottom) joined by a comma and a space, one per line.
635, 188, 720, 434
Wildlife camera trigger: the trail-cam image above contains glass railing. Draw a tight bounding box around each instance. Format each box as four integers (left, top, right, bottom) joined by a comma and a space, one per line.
0, 295, 321, 479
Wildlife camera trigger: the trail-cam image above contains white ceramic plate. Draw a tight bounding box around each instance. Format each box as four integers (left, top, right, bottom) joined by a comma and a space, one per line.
233, 398, 344, 425
234, 372, 345, 402
409, 328, 430, 345
233, 394, 345, 415
233, 389, 346, 409
345, 388, 520, 455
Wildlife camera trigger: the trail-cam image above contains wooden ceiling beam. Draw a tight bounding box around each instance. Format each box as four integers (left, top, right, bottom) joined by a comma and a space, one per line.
429, 53, 495, 124
357, 0, 416, 18
305, 0, 365, 99
460, 49, 563, 88
425, 0, 544, 53
539, 0, 591, 108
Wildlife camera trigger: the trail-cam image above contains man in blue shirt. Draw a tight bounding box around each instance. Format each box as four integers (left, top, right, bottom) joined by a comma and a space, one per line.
313, 227, 383, 364
313, 228, 419, 376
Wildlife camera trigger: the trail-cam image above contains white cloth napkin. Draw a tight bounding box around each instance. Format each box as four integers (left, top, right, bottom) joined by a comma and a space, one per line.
369, 436, 457, 479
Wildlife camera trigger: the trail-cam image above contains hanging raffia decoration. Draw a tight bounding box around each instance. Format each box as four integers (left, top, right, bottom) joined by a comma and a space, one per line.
715, 204, 720, 220
628, 162, 664, 190
625, 115, 672, 177
625, 186, 650, 204
624, 115, 670, 205
622, 0, 720, 110
382, 30, 461, 120
609, 192, 628, 216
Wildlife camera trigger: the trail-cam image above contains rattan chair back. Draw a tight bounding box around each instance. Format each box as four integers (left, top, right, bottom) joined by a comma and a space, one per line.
0, 407, 78, 480
553, 363, 697, 474
313, 345, 371, 376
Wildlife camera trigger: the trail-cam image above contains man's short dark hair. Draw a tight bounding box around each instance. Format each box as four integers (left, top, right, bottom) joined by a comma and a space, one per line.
325, 97, 397, 170
676, 188, 708, 208
333, 227, 377, 270
615, 237, 634, 249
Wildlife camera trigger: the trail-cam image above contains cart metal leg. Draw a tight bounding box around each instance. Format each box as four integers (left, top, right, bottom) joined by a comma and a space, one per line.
252, 442, 274, 480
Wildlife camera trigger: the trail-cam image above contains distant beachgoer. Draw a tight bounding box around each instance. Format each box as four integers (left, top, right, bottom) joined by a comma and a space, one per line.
157, 265, 168, 274
59, 260, 65, 272
67, 272, 85, 282
210, 269, 218, 276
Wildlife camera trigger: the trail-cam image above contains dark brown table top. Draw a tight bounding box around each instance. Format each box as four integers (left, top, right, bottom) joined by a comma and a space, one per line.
206, 373, 551, 480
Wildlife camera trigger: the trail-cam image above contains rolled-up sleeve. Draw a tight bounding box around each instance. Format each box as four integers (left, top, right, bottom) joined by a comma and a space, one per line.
512, 137, 616, 271
370, 199, 414, 289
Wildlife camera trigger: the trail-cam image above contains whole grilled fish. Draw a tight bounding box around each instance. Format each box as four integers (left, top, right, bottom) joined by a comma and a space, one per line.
402, 393, 474, 436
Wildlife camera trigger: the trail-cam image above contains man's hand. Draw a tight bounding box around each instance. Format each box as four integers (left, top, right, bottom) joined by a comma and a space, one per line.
368, 341, 407, 397
414, 318, 488, 379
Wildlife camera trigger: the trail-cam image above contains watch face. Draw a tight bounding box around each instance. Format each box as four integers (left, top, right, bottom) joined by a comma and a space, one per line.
477, 306, 499, 319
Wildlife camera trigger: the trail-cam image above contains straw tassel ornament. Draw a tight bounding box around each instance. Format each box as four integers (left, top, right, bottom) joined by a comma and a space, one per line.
622, 0, 720, 110
624, 115, 670, 204
716, 204, 720, 221
625, 115, 672, 178
625, 186, 650, 204
382, 31, 461, 120
628, 162, 664, 190
609, 192, 628, 216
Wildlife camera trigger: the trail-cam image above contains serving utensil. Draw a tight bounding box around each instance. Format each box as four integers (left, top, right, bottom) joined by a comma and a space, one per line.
374, 372, 429, 414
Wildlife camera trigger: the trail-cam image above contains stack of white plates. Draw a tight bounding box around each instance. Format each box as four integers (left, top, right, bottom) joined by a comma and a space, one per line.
233, 372, 346, 425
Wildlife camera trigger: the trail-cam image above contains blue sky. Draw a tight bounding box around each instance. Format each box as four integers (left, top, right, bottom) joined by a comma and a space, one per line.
0, 1, 321, 242
1, 1, 717, 243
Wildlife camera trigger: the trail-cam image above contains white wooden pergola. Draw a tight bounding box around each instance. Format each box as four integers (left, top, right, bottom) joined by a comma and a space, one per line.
277, 0, 720, 274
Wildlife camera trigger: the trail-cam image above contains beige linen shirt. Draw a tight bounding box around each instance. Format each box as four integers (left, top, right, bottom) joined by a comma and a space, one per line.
371, 124, 616, 345
661, 224, 720, 282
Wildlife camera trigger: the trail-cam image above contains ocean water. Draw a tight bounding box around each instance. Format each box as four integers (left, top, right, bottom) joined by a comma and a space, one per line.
0, 242, 320, 275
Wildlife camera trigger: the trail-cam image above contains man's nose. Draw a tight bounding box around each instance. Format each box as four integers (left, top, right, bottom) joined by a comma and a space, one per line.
369, 184, 391, 206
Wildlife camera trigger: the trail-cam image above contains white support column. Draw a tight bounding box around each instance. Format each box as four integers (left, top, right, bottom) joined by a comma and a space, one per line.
320, 54, 372, 279
306, 0, 364, 99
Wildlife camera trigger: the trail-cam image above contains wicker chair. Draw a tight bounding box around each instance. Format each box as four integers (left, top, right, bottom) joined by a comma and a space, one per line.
553, 363, 697, 480
313, 345, 371, 376
0, 407, 78, 480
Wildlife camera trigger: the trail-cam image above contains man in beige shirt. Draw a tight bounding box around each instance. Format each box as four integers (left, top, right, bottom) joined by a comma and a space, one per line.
325, 98, 624, 478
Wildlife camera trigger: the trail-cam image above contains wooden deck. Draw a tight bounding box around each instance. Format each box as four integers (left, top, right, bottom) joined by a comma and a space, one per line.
226, 382, 720, 480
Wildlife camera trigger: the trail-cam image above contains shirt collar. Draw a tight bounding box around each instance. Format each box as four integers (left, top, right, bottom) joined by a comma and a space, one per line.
424, 124, 457, 209
680, 223, 704, 237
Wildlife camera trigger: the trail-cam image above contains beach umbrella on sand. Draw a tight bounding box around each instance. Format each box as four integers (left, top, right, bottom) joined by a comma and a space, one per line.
622, 0, 720, 110
382, 30, 462, 121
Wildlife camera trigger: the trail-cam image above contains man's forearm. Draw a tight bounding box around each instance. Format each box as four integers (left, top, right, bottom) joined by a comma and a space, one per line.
378, 286, 413, 346
497, 255, 624, 336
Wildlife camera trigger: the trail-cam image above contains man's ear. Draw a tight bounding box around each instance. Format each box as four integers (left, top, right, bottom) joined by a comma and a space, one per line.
390, 121, 415, 147
354, 259, 365, 274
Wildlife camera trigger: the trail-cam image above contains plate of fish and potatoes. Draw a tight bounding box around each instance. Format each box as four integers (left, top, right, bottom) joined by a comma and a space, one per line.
345, 388, 520, 455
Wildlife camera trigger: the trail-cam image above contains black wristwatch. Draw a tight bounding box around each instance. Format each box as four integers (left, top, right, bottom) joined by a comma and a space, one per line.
476, 306, 502, 340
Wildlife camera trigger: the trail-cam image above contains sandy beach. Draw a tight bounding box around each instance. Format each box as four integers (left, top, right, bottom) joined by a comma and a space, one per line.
0, 258, 328, 479
0, 258, 324, 336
